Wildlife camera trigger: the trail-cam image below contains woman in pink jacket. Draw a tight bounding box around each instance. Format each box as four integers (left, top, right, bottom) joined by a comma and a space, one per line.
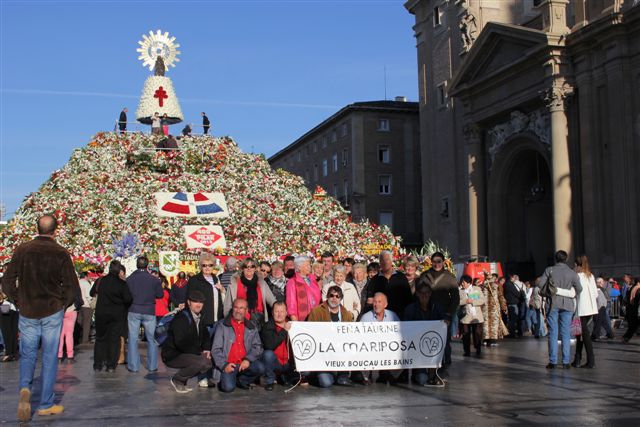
285, 256, 321, 321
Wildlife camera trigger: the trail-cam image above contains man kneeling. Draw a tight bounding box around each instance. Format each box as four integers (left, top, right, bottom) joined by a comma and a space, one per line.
260, 301, 295, 390
212, 298, 265, 392
161, 291, 212, 393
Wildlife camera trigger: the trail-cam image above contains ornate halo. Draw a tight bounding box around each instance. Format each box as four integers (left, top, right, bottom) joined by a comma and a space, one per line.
136, 30, 181, 72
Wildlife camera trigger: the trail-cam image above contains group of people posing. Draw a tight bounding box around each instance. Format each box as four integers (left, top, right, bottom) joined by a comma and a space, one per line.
1, 215, 639, 422
86, 250, 463, 391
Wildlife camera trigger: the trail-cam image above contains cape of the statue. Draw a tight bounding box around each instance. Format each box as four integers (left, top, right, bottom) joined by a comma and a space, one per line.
0, 133, 399, 263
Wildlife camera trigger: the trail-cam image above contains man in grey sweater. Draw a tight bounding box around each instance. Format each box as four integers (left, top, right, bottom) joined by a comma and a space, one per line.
540, 250, 582, 369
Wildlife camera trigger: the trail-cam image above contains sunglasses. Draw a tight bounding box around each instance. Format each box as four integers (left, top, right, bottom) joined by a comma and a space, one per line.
245, 265, 256, 269
202, 264, 215, 268
260, 269, 270, 273
328, 294, 341, 299
432, 260, 444, 264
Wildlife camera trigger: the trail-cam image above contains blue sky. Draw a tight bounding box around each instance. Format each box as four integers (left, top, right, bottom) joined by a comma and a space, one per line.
0, 0, 418, 219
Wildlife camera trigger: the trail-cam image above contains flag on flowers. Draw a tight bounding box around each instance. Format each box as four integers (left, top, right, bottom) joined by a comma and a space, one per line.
184, 225, 227, 249
158, 251, 180, 276
154, 192, 230, 218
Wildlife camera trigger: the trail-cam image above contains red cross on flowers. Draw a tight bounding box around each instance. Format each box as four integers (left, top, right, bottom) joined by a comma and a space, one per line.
154, 86, 168, 107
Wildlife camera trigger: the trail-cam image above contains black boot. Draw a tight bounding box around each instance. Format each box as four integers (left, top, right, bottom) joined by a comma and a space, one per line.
571, 355, 581, 368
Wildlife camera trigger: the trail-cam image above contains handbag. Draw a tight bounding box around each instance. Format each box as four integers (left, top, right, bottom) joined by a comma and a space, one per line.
457, 305, 467, 320
570, 317, 582, 337
540, 269, 557, 299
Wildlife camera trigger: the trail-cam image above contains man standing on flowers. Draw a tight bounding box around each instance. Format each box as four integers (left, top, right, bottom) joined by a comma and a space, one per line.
4, 215, 80, 422
540, 250, 581, 369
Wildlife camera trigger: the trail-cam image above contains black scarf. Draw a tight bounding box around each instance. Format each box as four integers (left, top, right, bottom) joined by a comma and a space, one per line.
241, 274, 259, 311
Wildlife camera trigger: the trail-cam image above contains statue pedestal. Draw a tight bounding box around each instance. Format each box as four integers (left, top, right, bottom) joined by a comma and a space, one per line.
136, 75, 184, 125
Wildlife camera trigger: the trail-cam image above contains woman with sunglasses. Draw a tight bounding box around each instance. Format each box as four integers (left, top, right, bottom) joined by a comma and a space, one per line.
186, 253, 225, 388
223, 258, 276, 328
186, 253, 225, 332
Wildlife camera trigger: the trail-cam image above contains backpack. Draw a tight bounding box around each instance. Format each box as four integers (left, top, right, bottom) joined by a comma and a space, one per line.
155, 308, 191, 346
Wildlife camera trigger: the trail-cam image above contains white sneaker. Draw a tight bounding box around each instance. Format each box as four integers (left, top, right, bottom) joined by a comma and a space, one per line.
198, 378, 209, 388
171, 378, 192, 394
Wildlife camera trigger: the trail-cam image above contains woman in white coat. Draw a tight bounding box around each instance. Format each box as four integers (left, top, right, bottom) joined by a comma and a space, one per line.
322, 265, 361, 320
573, 254, 599, 368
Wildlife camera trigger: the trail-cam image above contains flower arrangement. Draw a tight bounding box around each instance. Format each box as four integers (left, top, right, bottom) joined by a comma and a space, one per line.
401, 239, 456, 275
0, 132, 399, 264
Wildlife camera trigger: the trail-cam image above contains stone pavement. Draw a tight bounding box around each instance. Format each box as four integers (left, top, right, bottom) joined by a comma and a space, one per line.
0, 336, 638, 426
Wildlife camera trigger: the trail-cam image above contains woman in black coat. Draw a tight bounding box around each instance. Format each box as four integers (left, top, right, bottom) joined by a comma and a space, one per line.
186, 254, 224, 330
91, 260, 132, 372
622, 277, 640, 343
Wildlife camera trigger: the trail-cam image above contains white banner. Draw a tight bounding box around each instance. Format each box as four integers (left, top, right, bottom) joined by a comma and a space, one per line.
289, 321, 447, 372
158, 251, 180, 276
184, 225, 227, 249
154, 192, 230, 218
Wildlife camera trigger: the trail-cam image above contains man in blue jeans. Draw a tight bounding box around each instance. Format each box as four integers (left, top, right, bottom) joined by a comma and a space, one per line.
3, 215, 80, 422
540, 250, 582, 369
126, 256, 163, 372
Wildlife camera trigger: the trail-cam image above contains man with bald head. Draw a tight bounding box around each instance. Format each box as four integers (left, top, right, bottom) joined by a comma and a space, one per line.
359, 292, 400, 384
4, 215, 80, 422
212, 298, 265, 392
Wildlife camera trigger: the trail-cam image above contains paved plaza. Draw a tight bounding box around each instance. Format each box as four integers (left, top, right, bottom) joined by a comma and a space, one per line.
0, 336, 638, 426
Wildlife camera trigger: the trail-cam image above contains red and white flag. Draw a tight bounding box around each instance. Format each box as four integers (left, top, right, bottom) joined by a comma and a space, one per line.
154, 192, 230, 218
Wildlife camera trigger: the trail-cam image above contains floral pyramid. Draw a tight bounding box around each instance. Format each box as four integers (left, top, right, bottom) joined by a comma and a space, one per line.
0, 132, 399, 263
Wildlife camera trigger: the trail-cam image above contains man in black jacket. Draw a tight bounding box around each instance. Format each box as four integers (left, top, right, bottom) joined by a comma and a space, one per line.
201, 112, 210, 134
368, 251, 412, 320
418, 252, 459, 367
162, 291, 211, 393
260, 301, 293, 390
503, 275, 524, 338
118, 108, 127, 134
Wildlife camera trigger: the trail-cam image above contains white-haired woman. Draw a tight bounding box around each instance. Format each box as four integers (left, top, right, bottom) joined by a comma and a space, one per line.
285, 256, 321, 321
223, 257, 276, 326
352, 263, 369, 320
323, 265, 361, 319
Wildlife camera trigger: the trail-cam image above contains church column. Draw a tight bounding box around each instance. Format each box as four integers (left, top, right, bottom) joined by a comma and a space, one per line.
464, 123, 485, 257
543, 83, 574, 255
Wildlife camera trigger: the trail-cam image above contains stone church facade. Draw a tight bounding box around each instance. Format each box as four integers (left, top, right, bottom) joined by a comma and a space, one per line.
405, 0, 639, 277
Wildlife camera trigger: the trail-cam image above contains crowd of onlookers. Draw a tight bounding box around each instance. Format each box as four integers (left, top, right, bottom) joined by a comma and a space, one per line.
1, 249, 639, 392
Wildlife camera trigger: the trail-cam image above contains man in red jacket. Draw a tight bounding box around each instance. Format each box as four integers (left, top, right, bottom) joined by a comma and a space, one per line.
4, 215, 80, 422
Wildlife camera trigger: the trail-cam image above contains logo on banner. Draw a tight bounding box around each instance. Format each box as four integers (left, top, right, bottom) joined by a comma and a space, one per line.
419, 331, 444, 357
154, 192, 230, 218
291, 333, 317, 360
189, 227, 222, 246
158, 251, 180, 276
184, 225, 227, 249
